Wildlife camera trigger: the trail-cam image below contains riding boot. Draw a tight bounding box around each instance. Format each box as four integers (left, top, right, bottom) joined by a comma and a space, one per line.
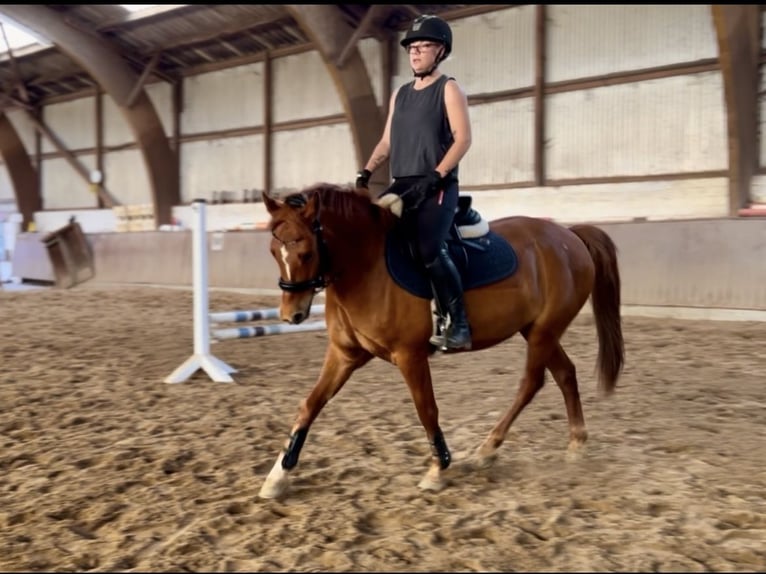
425, 246, 472, 351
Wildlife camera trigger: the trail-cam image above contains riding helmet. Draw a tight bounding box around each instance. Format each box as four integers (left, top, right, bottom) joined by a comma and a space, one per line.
400, 15, 453, 58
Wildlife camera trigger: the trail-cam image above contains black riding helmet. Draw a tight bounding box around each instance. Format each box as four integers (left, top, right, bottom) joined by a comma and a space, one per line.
400, 14, 452, 60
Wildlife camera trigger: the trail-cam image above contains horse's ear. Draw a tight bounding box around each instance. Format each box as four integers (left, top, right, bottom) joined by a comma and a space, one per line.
262, 190, 283, 214
303, 190, 320, 220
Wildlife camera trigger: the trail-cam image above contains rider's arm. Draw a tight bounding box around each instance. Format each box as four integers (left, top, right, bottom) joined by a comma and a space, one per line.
435, 79, 472, 178
364, 88, 399, 174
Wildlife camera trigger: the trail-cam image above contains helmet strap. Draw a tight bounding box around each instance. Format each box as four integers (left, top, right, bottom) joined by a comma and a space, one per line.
413, 64, 438, 79
412, 46, 444, 79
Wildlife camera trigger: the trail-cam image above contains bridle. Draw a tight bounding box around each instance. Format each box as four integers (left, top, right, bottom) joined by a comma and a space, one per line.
272, 196, 332, 293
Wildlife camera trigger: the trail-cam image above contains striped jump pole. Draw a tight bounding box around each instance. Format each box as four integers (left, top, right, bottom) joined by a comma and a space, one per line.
213, 319, 327, 341
165, 199, 238, 384
209, 304, 325, 324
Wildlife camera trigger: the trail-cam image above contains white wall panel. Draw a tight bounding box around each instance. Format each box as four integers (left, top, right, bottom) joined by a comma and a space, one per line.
546, 72, 726, 179
102, 149, 153, 206
751, 175, 766, 204
42, 98, 95, 154
272, 51, 344, 123
180, 135, 264, 204
182, 62, 264, 135
6, 109, 37, 156
460, 98, 535, 185
548, 5, 717, 83
358, 37, 383, 109
41, 155, 97, 209
0, 164, 13, 202
271, 124, 355, 192
469, 178, 729, 223
447, 6, 536, 94
104, 82, 174, 147
103, 95, 132, 148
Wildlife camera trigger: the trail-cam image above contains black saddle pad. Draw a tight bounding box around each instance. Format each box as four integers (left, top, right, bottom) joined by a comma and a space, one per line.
385, 229, 519, 299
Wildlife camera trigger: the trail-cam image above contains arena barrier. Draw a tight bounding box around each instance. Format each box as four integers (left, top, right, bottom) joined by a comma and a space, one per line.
165, 199, 326, 384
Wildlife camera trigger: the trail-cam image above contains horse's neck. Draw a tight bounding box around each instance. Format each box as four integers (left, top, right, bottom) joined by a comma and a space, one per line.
325, 218, 390, 297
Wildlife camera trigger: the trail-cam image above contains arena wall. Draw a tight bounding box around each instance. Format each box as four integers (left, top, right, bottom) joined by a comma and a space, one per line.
2, 5, 765, 317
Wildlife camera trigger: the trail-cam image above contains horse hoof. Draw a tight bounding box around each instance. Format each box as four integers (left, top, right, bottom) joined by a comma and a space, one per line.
258, 477, 288, 499
475, 454, 498, 469
418, 465, 446, 492
474, 446, 498, 469
565, 442, 587, 463
418, 475, 446, 492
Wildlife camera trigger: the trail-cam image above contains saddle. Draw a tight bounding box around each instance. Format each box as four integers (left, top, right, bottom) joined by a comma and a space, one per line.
380, 194, 519, 299
451, 195, 490, 240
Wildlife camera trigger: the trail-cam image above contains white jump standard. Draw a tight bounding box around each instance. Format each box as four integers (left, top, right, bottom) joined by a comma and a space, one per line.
165, 200, 238, 384
164, 200, 327, 384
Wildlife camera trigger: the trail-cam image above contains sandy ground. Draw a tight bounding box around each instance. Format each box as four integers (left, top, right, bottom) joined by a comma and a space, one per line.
0, 285, 764, 572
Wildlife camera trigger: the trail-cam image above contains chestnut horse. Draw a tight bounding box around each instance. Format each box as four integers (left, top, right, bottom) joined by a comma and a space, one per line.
258, 183, 624, 499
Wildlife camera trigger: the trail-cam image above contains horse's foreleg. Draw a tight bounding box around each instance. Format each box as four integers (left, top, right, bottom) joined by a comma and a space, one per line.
397, 352, 451, 492
258, 343, 372, 499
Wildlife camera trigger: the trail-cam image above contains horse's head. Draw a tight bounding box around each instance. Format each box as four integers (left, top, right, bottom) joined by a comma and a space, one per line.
262, 189, 328, 324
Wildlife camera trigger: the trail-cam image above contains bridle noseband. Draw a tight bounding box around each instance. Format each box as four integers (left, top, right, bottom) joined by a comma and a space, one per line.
273, 197, 331, 293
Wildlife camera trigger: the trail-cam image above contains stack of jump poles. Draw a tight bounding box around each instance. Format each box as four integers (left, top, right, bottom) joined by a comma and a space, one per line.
165, 199, 326, 384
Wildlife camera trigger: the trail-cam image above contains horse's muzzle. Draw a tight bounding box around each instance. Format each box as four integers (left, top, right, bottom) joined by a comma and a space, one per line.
288, 310, 306, 324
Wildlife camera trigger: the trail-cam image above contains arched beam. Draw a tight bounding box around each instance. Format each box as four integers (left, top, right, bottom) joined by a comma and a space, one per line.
0, 6, 179, 226
712, 5, 761, 214
0, 111, 39, 230
286, 5, 388, 193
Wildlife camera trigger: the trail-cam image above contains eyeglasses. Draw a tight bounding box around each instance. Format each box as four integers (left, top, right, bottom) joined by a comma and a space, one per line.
405, 42, 439, 55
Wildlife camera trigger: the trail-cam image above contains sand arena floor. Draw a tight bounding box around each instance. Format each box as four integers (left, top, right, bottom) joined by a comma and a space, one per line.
0, 285, 764, 572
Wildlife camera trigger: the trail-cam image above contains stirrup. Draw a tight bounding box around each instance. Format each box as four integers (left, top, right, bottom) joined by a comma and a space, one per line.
430, 312, 447, 347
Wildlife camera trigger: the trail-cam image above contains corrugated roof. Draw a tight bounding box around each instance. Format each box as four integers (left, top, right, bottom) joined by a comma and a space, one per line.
0, 5, 508, 107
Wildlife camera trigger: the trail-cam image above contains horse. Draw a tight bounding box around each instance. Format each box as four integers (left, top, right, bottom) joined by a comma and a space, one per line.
258, 183, 624, 499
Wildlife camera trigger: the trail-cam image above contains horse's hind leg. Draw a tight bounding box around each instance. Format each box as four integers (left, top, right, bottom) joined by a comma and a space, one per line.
547, 343, 588, 460
258, 343, 372, 499
476, 329, 554, 466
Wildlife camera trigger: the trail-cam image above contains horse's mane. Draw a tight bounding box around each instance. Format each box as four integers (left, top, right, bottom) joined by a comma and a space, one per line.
282, 182, 396, 230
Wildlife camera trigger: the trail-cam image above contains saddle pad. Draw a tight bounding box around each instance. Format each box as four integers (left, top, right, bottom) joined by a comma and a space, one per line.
385, 230, 518, 299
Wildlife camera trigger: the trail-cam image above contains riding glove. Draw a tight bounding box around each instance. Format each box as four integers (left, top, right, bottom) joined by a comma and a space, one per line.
402, 170, 445, 211
420, 170, 445, 195
355, 169, 372, 189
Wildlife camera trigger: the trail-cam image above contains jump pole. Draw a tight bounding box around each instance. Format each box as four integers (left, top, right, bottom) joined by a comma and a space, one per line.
209, 304, 325, 324
165, 199, 237, 384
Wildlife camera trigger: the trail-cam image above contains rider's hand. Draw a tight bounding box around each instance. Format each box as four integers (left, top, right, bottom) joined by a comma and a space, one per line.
355, 169, 372, 189
403, 170, 444, 211
422, 170, 444, 196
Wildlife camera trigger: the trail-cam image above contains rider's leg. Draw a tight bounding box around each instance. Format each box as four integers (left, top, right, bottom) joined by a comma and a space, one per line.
415, 180, 472, 351
425, 244, 472, 350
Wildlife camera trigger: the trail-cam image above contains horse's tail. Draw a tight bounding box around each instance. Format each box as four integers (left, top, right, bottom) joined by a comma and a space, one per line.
569, 224, 625, 395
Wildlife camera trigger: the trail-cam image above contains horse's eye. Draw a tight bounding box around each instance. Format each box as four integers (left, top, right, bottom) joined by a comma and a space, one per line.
299, 252, 313, 263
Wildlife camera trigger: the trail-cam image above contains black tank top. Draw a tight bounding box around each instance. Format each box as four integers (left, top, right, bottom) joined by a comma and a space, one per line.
390, 75, 457, 180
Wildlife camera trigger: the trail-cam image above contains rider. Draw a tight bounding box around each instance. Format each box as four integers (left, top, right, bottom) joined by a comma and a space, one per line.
356, 14, 473, 351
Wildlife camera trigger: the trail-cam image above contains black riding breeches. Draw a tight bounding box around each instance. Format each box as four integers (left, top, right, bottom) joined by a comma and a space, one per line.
412, 178, 459, 264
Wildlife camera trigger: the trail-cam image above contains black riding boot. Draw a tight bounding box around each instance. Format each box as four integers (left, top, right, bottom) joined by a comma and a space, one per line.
425, 246, 472, 351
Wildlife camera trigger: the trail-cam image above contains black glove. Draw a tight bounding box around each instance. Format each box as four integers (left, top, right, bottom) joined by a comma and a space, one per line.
355, 169, 372, 189
401, 170, 444, 211
420, 170, 444, 196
